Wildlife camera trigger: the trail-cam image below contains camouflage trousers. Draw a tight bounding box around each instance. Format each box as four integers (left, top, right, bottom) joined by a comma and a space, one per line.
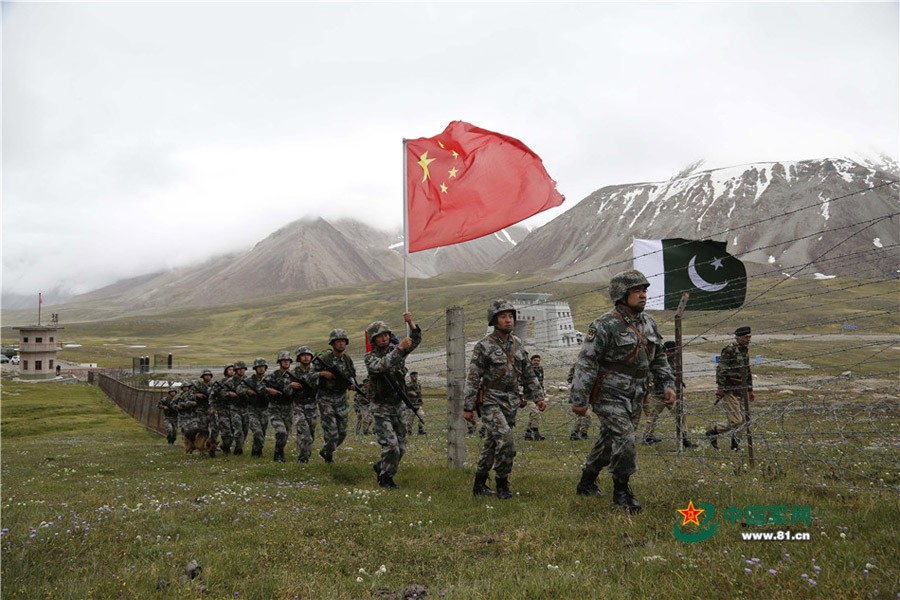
214, 406, 234, 451
163, 416, 177, 444
372, 403, 407, 479
405, 407, 425, 433
180, 413, 200, 432
268, 402, 293, 453
318, 395, 349, 454
524, 401, 542, 429
228, 405, 247, 453
195, 409, 212, 432
293, 402, 318, 462
714, 392, 746, 441
247, 405, 269, 455
583, 404, 641, 480
572, 412, 592, 435
355, 407, 373, 435
476, 404, 518, 479
642, 394, 671, 437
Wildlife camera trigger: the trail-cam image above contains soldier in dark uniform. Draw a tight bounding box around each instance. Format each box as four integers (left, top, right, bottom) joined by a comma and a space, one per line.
524, 355, 546, 441
464, 299, 545, 499
365, 313, 422, 488
192, 369, 215, 432
210, 364, 235, 454
313, 329, 358, 463
405, 372, 426, 435
222, 361, 248, 455
569, 270, 675, 513
239, 358, 270, 458
266, 351, 295, 462
707, 326, 754, 450
641, 341, 694, 448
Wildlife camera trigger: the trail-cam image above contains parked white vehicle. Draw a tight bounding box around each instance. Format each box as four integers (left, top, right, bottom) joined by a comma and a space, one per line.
10, 355, 20, 365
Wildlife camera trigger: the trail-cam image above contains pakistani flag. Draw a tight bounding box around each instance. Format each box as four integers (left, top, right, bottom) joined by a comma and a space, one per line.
633, 238, 746, 310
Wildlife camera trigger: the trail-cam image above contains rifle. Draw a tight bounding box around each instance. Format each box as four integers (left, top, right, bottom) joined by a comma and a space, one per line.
312, 354, 367, 400
380, 371, 425, 425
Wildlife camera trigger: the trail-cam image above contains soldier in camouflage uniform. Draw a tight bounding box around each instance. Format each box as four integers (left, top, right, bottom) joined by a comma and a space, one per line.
707, 326, 754, 451
157, 386, 179, 444
288, 346, 319, 462
570, 270, 675, 513
464, 299, 545, 499
354, 379, 373, 435
222, 361, 248, 455
405, 372, 426, 435
192, 369, 215, 432
175, 381, 195, 434
265, 351, 295, 462
210, 364, 235, 454
568, 365, 591, 441
286, 346, 319, 462
365, 313, 422, 488
239, 358, 271, 458
313, 329, 358, 463
641, 342, 694, 448
524, 355, 546, 441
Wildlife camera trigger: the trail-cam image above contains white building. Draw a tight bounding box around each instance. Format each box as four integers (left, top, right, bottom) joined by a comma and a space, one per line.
508, 293, 582, 347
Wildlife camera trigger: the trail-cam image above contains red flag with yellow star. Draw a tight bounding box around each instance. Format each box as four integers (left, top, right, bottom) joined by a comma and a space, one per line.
405, 121, 564, 252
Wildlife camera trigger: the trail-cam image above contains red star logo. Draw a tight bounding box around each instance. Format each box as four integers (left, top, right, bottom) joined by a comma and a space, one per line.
677, 500, 705, 526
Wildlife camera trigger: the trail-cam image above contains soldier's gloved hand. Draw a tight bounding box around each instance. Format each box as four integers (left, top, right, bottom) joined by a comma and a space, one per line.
398, 337, 413, 351
320, 371, 335, 380
572, 405, 589, 417
664, 389, 676, 406
715, 390, 724, 399
537, 400, 547, 412
463, 411, 475, 423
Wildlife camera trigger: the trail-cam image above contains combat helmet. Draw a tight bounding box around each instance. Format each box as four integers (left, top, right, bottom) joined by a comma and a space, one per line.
168, 386, 178, 393
252, 357, 268, 369
180, 381, 193, 388
234, 360, 248, 370
608, 270, 650, 302
276, 350, 293, 363
200, 369, 213, 377
295, 346, 313, 359
328, 328, 350, 345
487, 299, 517, 326
366, 321, 391, 341
223, 362, 235, 376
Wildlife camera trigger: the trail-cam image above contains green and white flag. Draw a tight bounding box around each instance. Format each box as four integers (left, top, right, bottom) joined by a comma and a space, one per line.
633, 238, 746, 310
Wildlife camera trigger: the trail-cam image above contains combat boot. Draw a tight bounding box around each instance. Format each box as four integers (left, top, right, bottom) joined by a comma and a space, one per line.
495, 477, 513, 500
378, 475, 398, 489
251, 447, 262, 458
472, 472, 496, 496
612, 477, 642, 514
576, 470, 604, 497
220, 446, 231, 455
373, 461, 382, 481
418, 427, 426, 435
570, 432, 579, 441
233, 447, 243, 456
705, 428, 719, 449
731, 437, 740, 451
524, 429, 534, 441
273, 448, 285, 463
681, 436, 695, 449
533, 429, 545, 441
319, 448, 334, 463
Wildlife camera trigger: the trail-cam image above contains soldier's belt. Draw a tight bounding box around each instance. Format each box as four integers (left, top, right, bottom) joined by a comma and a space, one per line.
484, 383, 518, 393
600, 363, 649, 379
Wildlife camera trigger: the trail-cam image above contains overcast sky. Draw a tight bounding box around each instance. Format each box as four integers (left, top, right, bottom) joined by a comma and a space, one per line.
3, 1, 898, 300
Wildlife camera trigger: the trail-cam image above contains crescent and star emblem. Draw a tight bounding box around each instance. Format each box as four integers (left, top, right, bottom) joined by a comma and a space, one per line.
688, 256, 728, 292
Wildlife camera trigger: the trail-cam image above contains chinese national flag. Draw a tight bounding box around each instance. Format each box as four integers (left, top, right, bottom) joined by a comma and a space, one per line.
406, 121, 564, 252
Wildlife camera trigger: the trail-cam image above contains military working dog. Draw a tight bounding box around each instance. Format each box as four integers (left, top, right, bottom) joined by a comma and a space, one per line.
183, 427, 218, 457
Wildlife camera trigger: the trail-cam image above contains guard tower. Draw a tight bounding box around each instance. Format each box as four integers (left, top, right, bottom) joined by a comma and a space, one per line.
12, 325, 63, 380
509, 293, 581, 347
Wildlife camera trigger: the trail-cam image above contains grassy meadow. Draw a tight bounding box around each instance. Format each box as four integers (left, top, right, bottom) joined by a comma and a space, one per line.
2, 379, 899, 599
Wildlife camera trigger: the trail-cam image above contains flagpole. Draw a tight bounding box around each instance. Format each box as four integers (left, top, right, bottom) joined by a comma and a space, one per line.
38, 292, 42, 326
402, 138, 410, 336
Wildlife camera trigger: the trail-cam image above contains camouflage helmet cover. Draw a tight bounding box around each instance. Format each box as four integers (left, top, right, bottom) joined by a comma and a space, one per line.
168, 386, 178, 393
233, 360, 248, 370
328, 328, 350, 345
276, 350, 293, 362
180, 381, 193, 388
608, 269, 650, 302
252, 357, 268, 368
223, 363, 235, 376
201, 369, 213, 377
487, 299, 517, 326
366, 321, 391, 341
295, 346, 313, 358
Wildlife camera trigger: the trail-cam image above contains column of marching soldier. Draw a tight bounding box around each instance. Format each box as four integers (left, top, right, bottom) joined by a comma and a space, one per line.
156, 270, 754, 511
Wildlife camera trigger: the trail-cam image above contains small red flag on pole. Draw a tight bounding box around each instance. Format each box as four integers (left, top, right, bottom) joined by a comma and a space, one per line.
404, 121, 564, 253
